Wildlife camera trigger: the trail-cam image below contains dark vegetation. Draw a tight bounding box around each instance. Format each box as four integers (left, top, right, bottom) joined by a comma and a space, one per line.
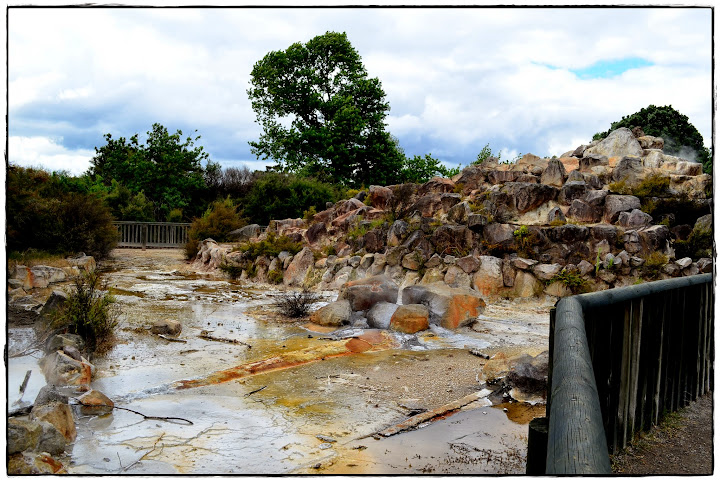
273, 288, 320, 318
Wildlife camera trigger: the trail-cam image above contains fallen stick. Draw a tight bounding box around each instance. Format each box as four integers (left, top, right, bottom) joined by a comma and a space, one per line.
244, 385, 267, 397
199, 330, 251, 348
157, 334, 188, 343
18, 370, 32, 395
376, 391, 484, 438
72, 400, 194, 425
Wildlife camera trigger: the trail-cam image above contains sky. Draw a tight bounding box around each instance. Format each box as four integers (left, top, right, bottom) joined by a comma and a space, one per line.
6, 3, 714, 176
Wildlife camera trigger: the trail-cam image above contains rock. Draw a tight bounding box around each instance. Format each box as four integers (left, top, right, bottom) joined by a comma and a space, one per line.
348, 256, 362, 268
420, 268, 445, 284
425, 253, 443, 268
682, 264, 700, 277
513, 271, 543, 298
408, 193, 461, 218
584, 189, 609, 207
31, 402, 76, 442
44, 333, 85, 355
336, 198, 366, 216
577, 259, 594, 276
360, 254, 375, 270
505, 351, 549, 399
638, 225, 671, 254
558, 180, 587, 205
366, 301, 399, 329
502, 260, 516, 287
579, 154, 609, 172
76, 389, 115, 415
305, 222, 327, 245
630, 256, 645, 268
675, 257, 693, 269
603, 253, 616, 269
418, 177, 456, 195
540, 159, 567, 187
467, 214, 489, 232
532, 263, 563, 281
472, 256, 504, 297
661, 263, 682, 277
697, 258, 712, 273
585, 127, 643, 158
615, 250, 630, 267
611, 156, 644, 183
62, 346, 82, 362
604, 194, 641, 223
387, 220, 409, 247
38, 290, 68, 320
456, 255, 480, 274
66, 254, 96, 271
401, 283, 486, 329
151, 319, 182, 336
483, 223, 515, 246
502, 182, 559, 213
309, 300, 352, 327
8, 452, 67, 474
547, 224, 589, 244
368, 185, 393, 209
390, 304, 430, 334
402, 252, 424, 271
283, 247, 315, 287
676, 161, 702, 176
591, 224, 620, 245
385, 246, 407, 267
444, 265, 472, 289
8, 417, 42, 454
617, 209, 652, 228
13, 265, 67, 290
567, 199, 601, 223
34, 386, 70, 407
40, 350, 94, 386
488, 170, 522, 184
513, 257, 538, 270
229, 224, 261, 242
431, 225, 474, 255
338, 275, 399, 311
637, 135, 664, 150
448, 201, 472, 224
547, 206, 566, 224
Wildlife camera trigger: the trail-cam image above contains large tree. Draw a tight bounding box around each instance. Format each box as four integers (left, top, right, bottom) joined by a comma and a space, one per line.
594, 105, 711, 174
89, 123, 211, 219
248, 31, 404, 187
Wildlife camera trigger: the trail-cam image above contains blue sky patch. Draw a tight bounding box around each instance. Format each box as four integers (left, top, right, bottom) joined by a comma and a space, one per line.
570, 57, 654, 79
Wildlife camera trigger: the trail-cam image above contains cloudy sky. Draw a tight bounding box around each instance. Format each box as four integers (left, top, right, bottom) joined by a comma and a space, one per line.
7, 4, 713, 176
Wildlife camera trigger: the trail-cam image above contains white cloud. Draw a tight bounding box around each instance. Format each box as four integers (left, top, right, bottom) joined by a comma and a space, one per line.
8, 136, 94, 175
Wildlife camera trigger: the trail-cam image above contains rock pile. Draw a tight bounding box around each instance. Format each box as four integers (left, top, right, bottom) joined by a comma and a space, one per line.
192, 127, 712, 305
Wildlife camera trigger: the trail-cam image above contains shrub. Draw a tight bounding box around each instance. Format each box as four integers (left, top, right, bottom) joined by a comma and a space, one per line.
237, 232, 303, 260
608, 178, 633, 195
185, 198, 246, 259
641, 251, 668, 279
267, 269, 284, 285
674, 225, 713, 259
634, 173, 670, 198
273, 288, 320, 318
166, 208, 184, 223
302, 206, 318, 224
219, 262, 244, 279
51, 271, 119, 352
550, 269, 589, 294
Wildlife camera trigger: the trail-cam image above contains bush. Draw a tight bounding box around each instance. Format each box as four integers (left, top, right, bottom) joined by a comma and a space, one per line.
634, 173, 670, 198
185, 198, 246, 259
273, 288, 320, 318
166, 208, 184, 223
268, 269, 284, 284
550, 269, 589, 294
237, 232, 303, 260
641, 251, 668, 279
50, 271, 119, 352
219, 262, 244, 279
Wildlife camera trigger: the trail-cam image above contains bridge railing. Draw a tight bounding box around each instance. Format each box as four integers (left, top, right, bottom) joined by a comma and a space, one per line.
539, 273, 713, 474
113, 221, 191, 248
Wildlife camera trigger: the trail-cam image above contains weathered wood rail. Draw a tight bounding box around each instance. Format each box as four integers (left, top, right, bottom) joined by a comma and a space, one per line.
533, 273, 713, 474
113, 222, 191, 248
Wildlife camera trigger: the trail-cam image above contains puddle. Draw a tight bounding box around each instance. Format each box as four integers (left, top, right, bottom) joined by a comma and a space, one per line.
7, 248, 550, 475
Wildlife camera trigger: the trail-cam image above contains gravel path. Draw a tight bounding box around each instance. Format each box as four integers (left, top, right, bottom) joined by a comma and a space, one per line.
611, 393, 713, 475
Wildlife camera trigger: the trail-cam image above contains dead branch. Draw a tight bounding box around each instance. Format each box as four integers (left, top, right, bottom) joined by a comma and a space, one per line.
199, 330, 251, 348
157, 334, 188, 343
73, 400, 193, 425
244, 385, 267, 397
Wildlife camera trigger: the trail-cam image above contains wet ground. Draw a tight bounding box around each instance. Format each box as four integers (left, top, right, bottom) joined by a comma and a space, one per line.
7, 248, 551, 475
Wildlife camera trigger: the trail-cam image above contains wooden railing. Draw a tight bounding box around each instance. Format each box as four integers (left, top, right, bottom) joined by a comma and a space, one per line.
113, 222, 191, 249
530, 273, 713, 474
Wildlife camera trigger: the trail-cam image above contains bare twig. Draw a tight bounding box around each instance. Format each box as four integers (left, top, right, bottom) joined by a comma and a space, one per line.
157, 334, 188, 343
122, 433, 165, 472
199, 330, 251, 348
244, 385, 267, 397
73, 400, 193, 425
18, 370, 32, 394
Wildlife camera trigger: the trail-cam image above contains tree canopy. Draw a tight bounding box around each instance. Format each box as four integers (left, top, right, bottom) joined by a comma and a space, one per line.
594, 105, 711, 174
88, 123, 212, 218
248, 31, 405, 187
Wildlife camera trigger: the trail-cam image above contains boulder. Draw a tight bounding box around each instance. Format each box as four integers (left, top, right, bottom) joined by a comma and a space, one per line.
513, 257, 538, 270
229, 224, 261, 242
697, 258, 712, 273
637, 135, 664, 150
676, 161, 702, 176
66, 255, 96, 272
483, 223, 516, 246
456, 255, 480, 274
283, 247, 315, 287
447, 201, 472, 224
336, 198, 366, 216
401, 283, 486, 329
591, 224, 621, 245
505, 351, 550, 400
44, 333, 85, 355
546, 224, 589, 244
34, 386, 70, 407
431, 225, 474, 255
31, 402, 76, 442
579, 154, 609, 172
8, 452, 67, 475
309, 300, 352, 327
305, 222, 327, 245
638, 225, 671, 254
387, 220, 409, 247
472, 256, 504, 297
547, 206, 567, 224
467, 214, 489, 232
532, 263, 563, 281
193, 239, 232, 272
488, 170, 522, 184
402, 252, 424, 271
366, 302, 399, 329
585, 127, 643, 158
443, 265, 472, 290
389, 304, 430, 334
540, 159, 567, 187
567, 199, 601, 223
338, 275, 399, 311
502, 182, 559, 213
368, 185, 393, 209
76, 389, 115, 415
151, 319, 182, 336
8, 418, 42, 454
617, 209, 653, 229
558, 180, 587, 205
418, 177, 456, 195
408, 193, 461, 218
577, 259, 594, 276
40, 351, 94, 386
611, 156, 644, 183
675, 257, 693, 269
39, 291, 68, 319
513, 271, 543, 298
604, 194, 641, 223
14, 266, 67, 290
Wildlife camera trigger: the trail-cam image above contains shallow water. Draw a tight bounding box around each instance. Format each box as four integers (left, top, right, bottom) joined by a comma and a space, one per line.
8, 248, 550, 475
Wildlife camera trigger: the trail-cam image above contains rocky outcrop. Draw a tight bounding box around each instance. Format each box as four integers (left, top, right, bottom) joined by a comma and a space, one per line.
402, 283, 486, 329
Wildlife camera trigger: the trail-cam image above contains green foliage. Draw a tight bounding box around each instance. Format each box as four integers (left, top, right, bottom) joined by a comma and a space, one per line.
634, 173, 670, 198
513, 225, 536, 254
474, 143, 494, 165
89, 123, 213, 219
219, 262, 244, 279
608, 178, 633, 195
303, 206, 318, 224
641, 251, 668, 279
166, 208, 184, 223
242, 172, 342, 225
248, 31, 405, 187
267, 269, 284, 285
119, 191, 155, 222
322, 245, 337, 257
237, 232, 303, 260
593, 105, 711, 174
185, 198, 246, 259
52, 271, 119, 352
400, 154, 460, 183
550, 269, 589, 294
595, 250, 603, 276
6, 166, 118, 259
674, 224, 713, 259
